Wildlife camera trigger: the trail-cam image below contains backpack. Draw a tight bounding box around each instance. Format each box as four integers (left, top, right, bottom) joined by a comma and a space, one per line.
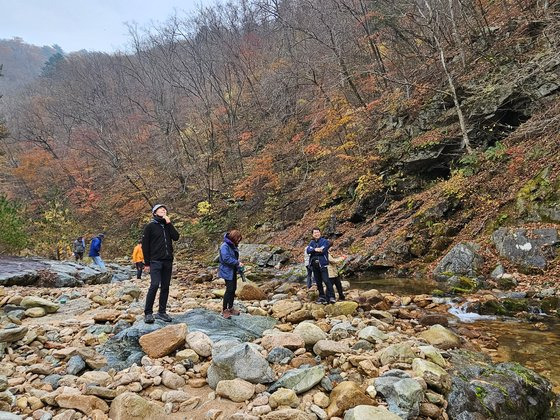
74, 240, 85, 253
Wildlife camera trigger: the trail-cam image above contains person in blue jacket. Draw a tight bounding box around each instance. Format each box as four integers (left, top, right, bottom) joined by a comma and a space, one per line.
88, 233, 106, 269
218, 230, 244, 319
306, 227, 335, 304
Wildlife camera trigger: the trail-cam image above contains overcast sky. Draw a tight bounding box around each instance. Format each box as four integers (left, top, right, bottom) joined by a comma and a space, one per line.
0, 0, 212, 53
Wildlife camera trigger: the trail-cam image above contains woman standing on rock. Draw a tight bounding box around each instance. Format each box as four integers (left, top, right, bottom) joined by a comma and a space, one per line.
219, 230, 244, 319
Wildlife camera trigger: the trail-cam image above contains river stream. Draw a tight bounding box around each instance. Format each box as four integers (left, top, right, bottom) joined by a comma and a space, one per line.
348, 275, 560, 393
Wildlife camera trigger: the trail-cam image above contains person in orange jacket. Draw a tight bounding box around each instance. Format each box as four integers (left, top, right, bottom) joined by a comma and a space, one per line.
132, 239, 144, 280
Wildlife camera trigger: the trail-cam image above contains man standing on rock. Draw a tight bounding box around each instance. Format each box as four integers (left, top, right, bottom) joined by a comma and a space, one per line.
306, 227, 335, 304
142, 204, 180, 324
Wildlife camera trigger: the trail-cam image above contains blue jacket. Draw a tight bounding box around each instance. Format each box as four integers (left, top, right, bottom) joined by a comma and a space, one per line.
218, 234, 239, 281
306, 237, 330, 268
88, 236, 103, 257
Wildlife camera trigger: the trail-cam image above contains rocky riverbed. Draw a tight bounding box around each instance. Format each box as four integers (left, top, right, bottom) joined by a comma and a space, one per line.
0, 259, 557, 420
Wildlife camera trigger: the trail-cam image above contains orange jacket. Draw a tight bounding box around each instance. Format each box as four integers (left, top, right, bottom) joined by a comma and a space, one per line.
132, 244, 144, 263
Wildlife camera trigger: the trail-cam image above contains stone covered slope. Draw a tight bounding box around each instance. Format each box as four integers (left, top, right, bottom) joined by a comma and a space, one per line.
0, 269, 555, 419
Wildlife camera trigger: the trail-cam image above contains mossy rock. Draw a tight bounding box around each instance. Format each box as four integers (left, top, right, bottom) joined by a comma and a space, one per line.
540, 296, 560, 313
447, 350, 554, 420
501, 298, 529, 313
497, 276, 517, 290
479, 300, 507, 316
449, 276, 478, 294
516, 168, 560, 223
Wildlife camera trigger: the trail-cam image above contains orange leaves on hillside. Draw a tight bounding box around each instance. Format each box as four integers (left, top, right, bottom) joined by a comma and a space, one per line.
311, 106, 354, 144
410, 128, 446, 149
291, 132, 304, 143
12, 148, 62, 194
233, 154, 279, 200
239, 131, 252, 143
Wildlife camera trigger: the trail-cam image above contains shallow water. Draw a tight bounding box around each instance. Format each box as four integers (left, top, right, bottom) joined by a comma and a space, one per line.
466, 319, 560, 393
346, 276, 560, 394
347, 275, 437, 295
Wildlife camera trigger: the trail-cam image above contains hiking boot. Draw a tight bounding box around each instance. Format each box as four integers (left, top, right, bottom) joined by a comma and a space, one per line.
222, 309, 231, 319
316, 297, 327, 305
329, 298, 337, 304
145, 314, 154, 324
155, 313, 172, 322
229, 308, 240, 316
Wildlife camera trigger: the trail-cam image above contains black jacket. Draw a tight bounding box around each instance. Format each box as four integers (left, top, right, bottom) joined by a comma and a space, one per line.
141, 218, 180, 264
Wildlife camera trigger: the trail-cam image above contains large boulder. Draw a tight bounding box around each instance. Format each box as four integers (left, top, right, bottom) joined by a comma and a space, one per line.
272, 300, 303, 319
293, 322, 327, 346
327, 381, 375, 417
269, 388, 299, 408
378, 342, 416, 365
268, 365, 325, 394
216, 378, 255, 402
20, 296, 60, 313
313, 340, 352, 357
0, 326, 28, 343
139, 324, 187, 359
237, 282, 267, 300
447, 350, 554, 420
261, 332, 305, 351
207, 342, 275, 388
98, 308, 275, 370
325, 301, 359, 316
412, 358, 451, 393
185, 331, 213, 357
55, 394, 109, 416
492, 227, 558, 272
0, 256, 132, 287
238, 244, 290, 267
109, 392, 166, 419
358, 326, 389, 343
419, 325, 461, 350
433, 242, 484, 281
374, 371, 423, 419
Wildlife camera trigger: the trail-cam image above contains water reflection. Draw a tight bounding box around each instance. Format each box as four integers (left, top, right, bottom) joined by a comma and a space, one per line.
470, 319, 560, 393
348, 275, 437, 295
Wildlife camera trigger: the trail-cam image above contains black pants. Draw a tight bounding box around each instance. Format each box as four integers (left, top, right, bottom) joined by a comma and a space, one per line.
311, 264, 335, 301
144, 260, 173, 315
74, 252, 83, 261
135, 262, 144, 279
331, 276, 345, 300
306, 266, 314, 288
223, 274, 237, 310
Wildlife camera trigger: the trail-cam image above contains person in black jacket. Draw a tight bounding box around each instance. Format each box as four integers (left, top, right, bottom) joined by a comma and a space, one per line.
142, 204, 180, 323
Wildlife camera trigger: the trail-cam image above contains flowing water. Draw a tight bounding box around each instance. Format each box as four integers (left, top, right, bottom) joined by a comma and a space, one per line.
347, 275, 560, 393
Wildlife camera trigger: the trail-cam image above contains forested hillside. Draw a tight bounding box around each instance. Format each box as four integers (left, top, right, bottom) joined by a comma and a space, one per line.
0, 38, 63, 97
0, 0, 558, 264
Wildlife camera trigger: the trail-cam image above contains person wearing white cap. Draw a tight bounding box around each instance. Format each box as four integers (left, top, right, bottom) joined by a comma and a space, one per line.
141, 204, 180, 323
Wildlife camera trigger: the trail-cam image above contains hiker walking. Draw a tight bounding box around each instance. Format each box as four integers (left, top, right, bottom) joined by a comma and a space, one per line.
132, 239, 144, 280
72, 236, 86, 261
88, 233, 106, 269
142, 204, 180, 324
218, 230, 244, 319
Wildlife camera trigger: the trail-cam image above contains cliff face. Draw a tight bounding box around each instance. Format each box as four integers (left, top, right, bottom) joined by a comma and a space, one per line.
245, 23, 560, 283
